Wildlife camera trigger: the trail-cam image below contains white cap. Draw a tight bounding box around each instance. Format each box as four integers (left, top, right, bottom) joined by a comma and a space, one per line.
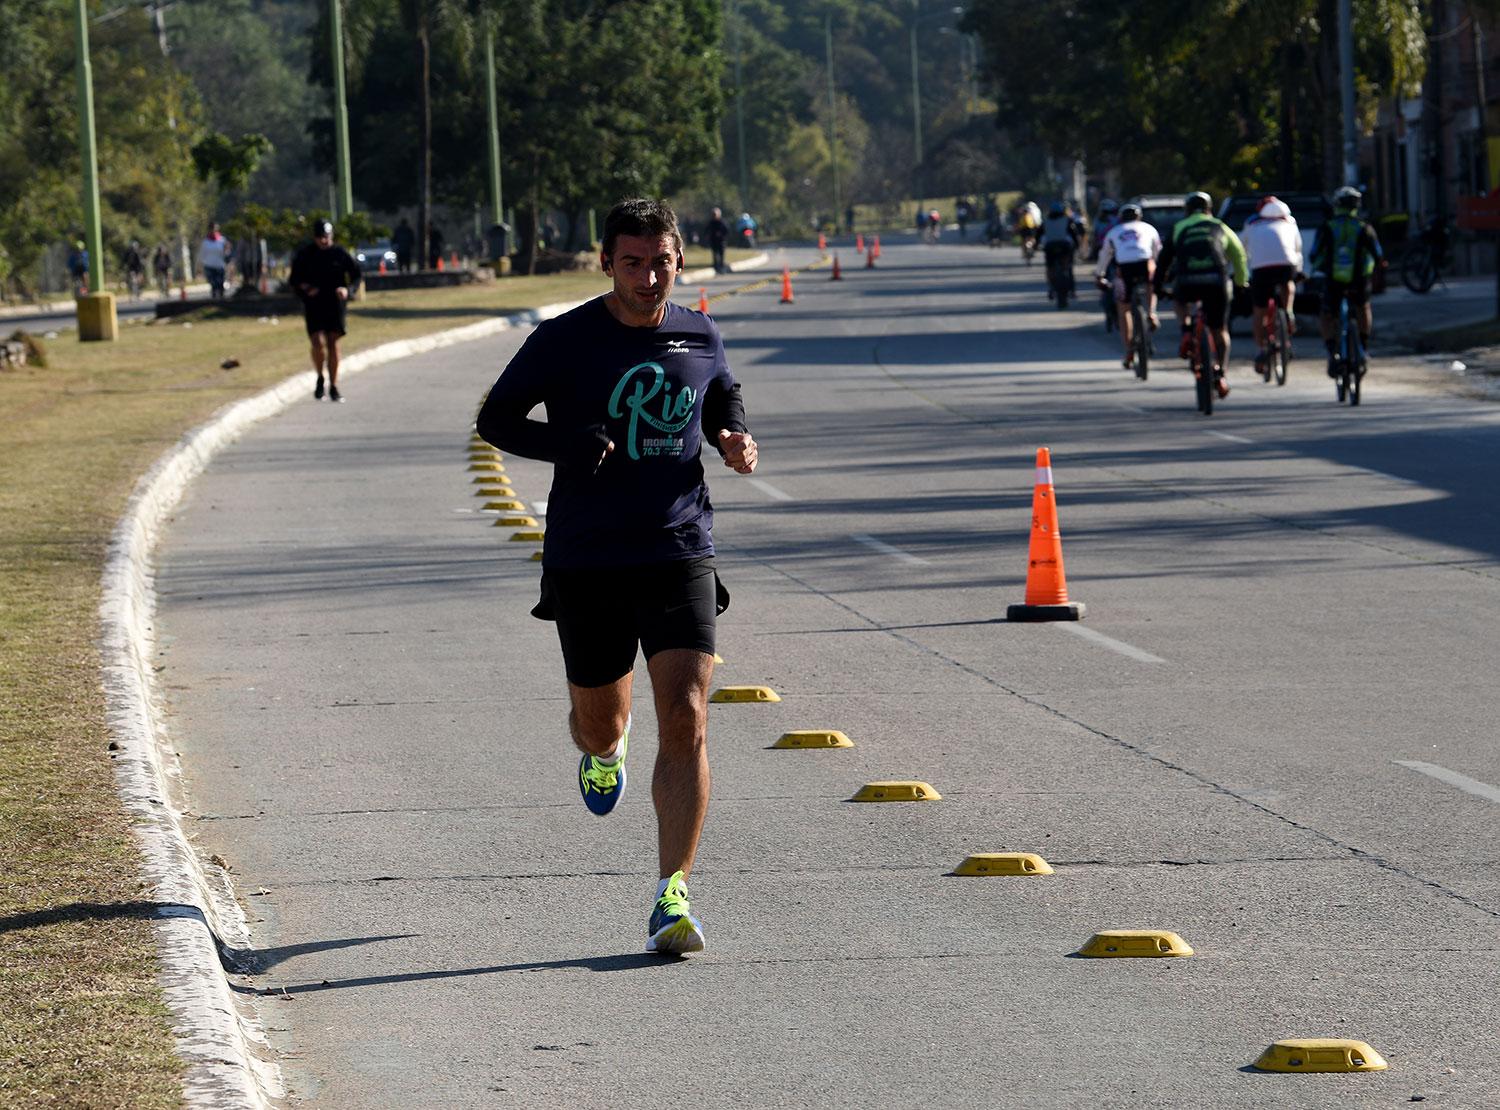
1260, 199, 1291, 219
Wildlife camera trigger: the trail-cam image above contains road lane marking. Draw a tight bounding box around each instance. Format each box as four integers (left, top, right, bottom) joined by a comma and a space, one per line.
748, 478, 795, 501
850, 533, 930, 566
1115, 403, 1147, 414
1055, 622, 1166, 663
1393, 761, 1500, 804
1205, 430, 1253, 444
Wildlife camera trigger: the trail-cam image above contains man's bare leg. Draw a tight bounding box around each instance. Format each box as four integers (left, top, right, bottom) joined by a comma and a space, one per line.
567, 673, 633, 759
325, 334, 342, 389
646, 648, 713, 879
1117, 298, 1134, 362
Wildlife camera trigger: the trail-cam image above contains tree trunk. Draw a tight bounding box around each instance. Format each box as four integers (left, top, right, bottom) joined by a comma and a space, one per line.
525, 178, 541, 275
417, 15, 432, 270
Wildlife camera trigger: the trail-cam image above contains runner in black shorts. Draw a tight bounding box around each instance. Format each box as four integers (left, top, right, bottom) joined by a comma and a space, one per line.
477, 198, 758, 956
289, 220, 361, 402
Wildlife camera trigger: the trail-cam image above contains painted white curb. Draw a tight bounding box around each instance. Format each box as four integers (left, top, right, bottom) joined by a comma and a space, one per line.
98, 299, 585, 1107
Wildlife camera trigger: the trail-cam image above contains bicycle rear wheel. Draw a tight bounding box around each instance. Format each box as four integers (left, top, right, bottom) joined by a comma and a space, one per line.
1194, 335, 1213, 415
1344, 315, 1362, 405
1273, 307, 1289, 385
1402, 243, 1436, 293
1132, 302, 1149, 380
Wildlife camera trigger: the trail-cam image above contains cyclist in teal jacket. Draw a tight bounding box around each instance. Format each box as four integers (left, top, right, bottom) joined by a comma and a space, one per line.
1310, 185, 1385, 378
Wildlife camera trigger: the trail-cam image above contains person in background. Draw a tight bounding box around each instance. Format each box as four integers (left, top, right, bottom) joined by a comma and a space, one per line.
199, 222, 230, 299
152, 243, 173, 297
121, 240, 146, 299
393, 218, 416, 273
705, 206, 729, 274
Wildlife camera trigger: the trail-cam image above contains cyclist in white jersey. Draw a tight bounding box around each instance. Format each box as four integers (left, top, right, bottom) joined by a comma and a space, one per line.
1241, 197, 1303, 367
1094, 202, 1162, 369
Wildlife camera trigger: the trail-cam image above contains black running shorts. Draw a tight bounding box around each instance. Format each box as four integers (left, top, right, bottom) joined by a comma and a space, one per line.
531, 556, 727, 688
304, 299, 348, 338
1116, 259, 1150, 300
1320, 277, 1369, 314
1250, 265, 1295, 306
1174, 281, 1229, 331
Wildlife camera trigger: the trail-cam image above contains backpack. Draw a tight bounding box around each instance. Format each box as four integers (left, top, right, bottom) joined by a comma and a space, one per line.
1328, 216, 1371, 284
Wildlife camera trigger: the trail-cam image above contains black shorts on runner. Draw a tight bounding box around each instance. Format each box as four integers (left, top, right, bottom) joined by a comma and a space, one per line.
1250, 265, 1295, 306
304, 299, 348, 338
1174, 282, 1229, 331
531, 556, 728, 688
1116, 259, 1150, 299
1320, 277, 1369, 313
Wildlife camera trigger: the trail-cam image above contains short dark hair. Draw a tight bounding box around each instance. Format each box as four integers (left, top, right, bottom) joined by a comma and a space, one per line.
602, 198, 682, 259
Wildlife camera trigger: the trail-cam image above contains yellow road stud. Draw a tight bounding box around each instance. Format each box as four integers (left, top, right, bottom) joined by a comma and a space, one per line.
712, 653, 724, 663
851, 781, 940, 802
473, 475, 508, 484
510, 530, 545, 541
709, 686, 781, 703
483, 499, 526, 511
529, 551, 543, 561
477, 488, 518, 498
1253, 1039, 1387, 1073
772, 730, 852, 749
1077, 929, 1192, 958
468, 462, 505, 472
492, 516, 538, 527
953, 852, 1053, 876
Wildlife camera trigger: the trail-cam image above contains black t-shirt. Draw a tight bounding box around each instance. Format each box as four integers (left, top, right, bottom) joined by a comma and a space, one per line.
477, 297, 748, 569
289, 243, 361, 308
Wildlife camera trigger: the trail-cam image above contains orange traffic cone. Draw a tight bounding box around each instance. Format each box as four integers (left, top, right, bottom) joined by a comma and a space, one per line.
436, 255, 445, 271
780, 267, 794, 303
830, 253, 842, 280
866, 244, 876, 269
450, 251, 460, 268
817, 231, 827, 251
698, 287, 710, 314
871, 235, 882, 260
856, 233, 865, 254
378, 259, 386, 274
1006, 447, 1085, 621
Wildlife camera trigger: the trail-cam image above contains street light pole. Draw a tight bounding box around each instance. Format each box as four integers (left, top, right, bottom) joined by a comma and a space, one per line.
330, 0, 354, 221
826, 12, 840, 226
484, 23, 503, 226
732, 0, 750, 215
73, 0, 115, 340
910, 5, 922, 203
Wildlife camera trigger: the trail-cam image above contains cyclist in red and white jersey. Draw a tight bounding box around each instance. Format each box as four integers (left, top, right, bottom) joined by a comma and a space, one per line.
1241, 196, 1303, 369
1094, 201, 1162, 370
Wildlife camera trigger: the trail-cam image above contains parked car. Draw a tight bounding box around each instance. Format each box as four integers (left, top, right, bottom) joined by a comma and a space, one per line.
1130, 194, 1187, 245
1218, 191, 1331, 315
355, 240, 399, 274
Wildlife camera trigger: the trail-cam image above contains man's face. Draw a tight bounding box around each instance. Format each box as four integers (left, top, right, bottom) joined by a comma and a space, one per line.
604, 233, 680, 323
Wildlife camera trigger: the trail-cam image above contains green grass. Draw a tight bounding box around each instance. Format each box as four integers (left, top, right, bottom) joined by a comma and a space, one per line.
0, 270, 629, 1107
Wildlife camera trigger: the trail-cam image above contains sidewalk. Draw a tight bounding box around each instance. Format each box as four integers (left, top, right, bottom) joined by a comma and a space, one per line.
0, 282, 214, 319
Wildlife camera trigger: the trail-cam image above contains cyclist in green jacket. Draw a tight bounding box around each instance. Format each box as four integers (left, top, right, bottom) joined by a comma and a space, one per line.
1157, 192, 1249, 399
1310, 185, 1385, 378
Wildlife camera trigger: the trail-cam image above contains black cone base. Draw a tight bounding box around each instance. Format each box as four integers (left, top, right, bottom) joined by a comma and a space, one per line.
1007, 602, 1086, 622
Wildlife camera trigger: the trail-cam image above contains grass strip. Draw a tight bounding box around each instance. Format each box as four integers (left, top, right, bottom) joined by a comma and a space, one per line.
0, 266, 629, 1107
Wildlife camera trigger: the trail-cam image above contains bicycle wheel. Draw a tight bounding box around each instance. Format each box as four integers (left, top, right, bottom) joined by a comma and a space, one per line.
1273, 307, 1289, 385
1402, 243, 1436, 293
1132, 302, 1149, 380
1347, 319, 1365, 406
1194, 328, 1212, 414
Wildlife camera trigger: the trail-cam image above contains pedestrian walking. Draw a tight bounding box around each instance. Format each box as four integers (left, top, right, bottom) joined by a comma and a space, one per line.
393, 218, 416, 273
289, 219, 361, 403
122, 240, 146, 299
66, 240, 89, 296
199, 222, 230, 299
475, 197, 758, 956
428, 224, 445, 270
152, 243, 172, 297
705, 206, 729, 273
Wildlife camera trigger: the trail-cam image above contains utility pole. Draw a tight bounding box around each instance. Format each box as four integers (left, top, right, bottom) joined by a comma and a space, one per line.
73, 0, 115, 340
330, 0, 353, 221
732, 0, 750, 215
826, 12, 840, 227
484, 23, 503, 226
910, 3, 922, 203
1338, 0, 1358, 186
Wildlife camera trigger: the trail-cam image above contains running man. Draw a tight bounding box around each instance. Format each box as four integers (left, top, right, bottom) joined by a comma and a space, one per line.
1094, 201, 1162, 371
289, 219, 361, 402
476, 197, 758, 956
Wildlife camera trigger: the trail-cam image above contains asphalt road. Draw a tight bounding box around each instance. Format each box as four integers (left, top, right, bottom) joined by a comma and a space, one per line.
154, 238, 1500, 1107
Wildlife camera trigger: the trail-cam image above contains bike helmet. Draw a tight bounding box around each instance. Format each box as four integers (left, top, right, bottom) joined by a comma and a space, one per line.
1119, 202, 1142, 221
1184, 191, 1212, 214
1048, 201, 1066, 217
1333, 185, 1362, 211
1259, 198, 1291, 220
1099, 198, 1119, 213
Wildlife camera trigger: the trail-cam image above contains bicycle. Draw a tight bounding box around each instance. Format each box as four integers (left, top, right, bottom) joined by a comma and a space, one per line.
1329, 289, 1367, 406
1045, 248, 1074, 309
1401, 219, 1448, 294
1184, 300, 1219, 414
1127, 280, 1153, 381
1255, 293, 1291, 386
125, 269, 144, 300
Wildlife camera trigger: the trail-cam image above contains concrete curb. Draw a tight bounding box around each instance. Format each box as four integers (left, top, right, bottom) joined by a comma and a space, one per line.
98, 299, 587, 1107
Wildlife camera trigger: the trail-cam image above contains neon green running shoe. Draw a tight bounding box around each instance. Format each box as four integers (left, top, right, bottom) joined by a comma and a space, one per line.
646, 870, 705, 955
578, 720, 628, 816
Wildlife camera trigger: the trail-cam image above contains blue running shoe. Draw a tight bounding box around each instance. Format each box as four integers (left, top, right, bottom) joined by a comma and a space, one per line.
578, 721, 628, 816
646, 870, 705, 955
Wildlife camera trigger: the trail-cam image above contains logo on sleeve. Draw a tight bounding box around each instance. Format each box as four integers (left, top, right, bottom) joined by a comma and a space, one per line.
608, 361, 697, 460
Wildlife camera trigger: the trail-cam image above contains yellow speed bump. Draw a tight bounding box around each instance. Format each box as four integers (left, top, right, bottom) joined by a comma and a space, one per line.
529, 551, 543, 561
510, 531, 545, 542
473, 475, 508, 484
712, 653, 724, 663
851, 781, 940, 802
468, 462, 505, 472
477, 487, 518, 498
484, 499, 526, 511
710, 686, 781, 703
1077, 929, 1192, 958
1253, 1039, 1387, 1073
492, 516, 538, 527
771, 730, 852, 749
953, 852, 1053, 876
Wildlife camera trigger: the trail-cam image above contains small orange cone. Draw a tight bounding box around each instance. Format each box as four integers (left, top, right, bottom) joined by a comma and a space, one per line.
450, 251, 460, 268
1007, 447, 1085, 621
780, 267, 794, 303
856, 233, 865, 254
830, 253, 842, 280
866, 244, 876, 269
378, 259, 386, 274
698, 287, 710, 314
436, 255, 445, 271
817, 231, 827, 251
871, 235, 882, 260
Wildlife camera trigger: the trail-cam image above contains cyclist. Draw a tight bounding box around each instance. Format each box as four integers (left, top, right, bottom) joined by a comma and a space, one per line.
1091, 198, 1120, 261
122, 240, 146, 299
1310, 185, 1384, 379
1016, 200, 1041, 257
1094, 201, 1162, 370
1040, 201, 1085, 300
1241, 197, 1303, 375
1157, 191, 1248, 399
